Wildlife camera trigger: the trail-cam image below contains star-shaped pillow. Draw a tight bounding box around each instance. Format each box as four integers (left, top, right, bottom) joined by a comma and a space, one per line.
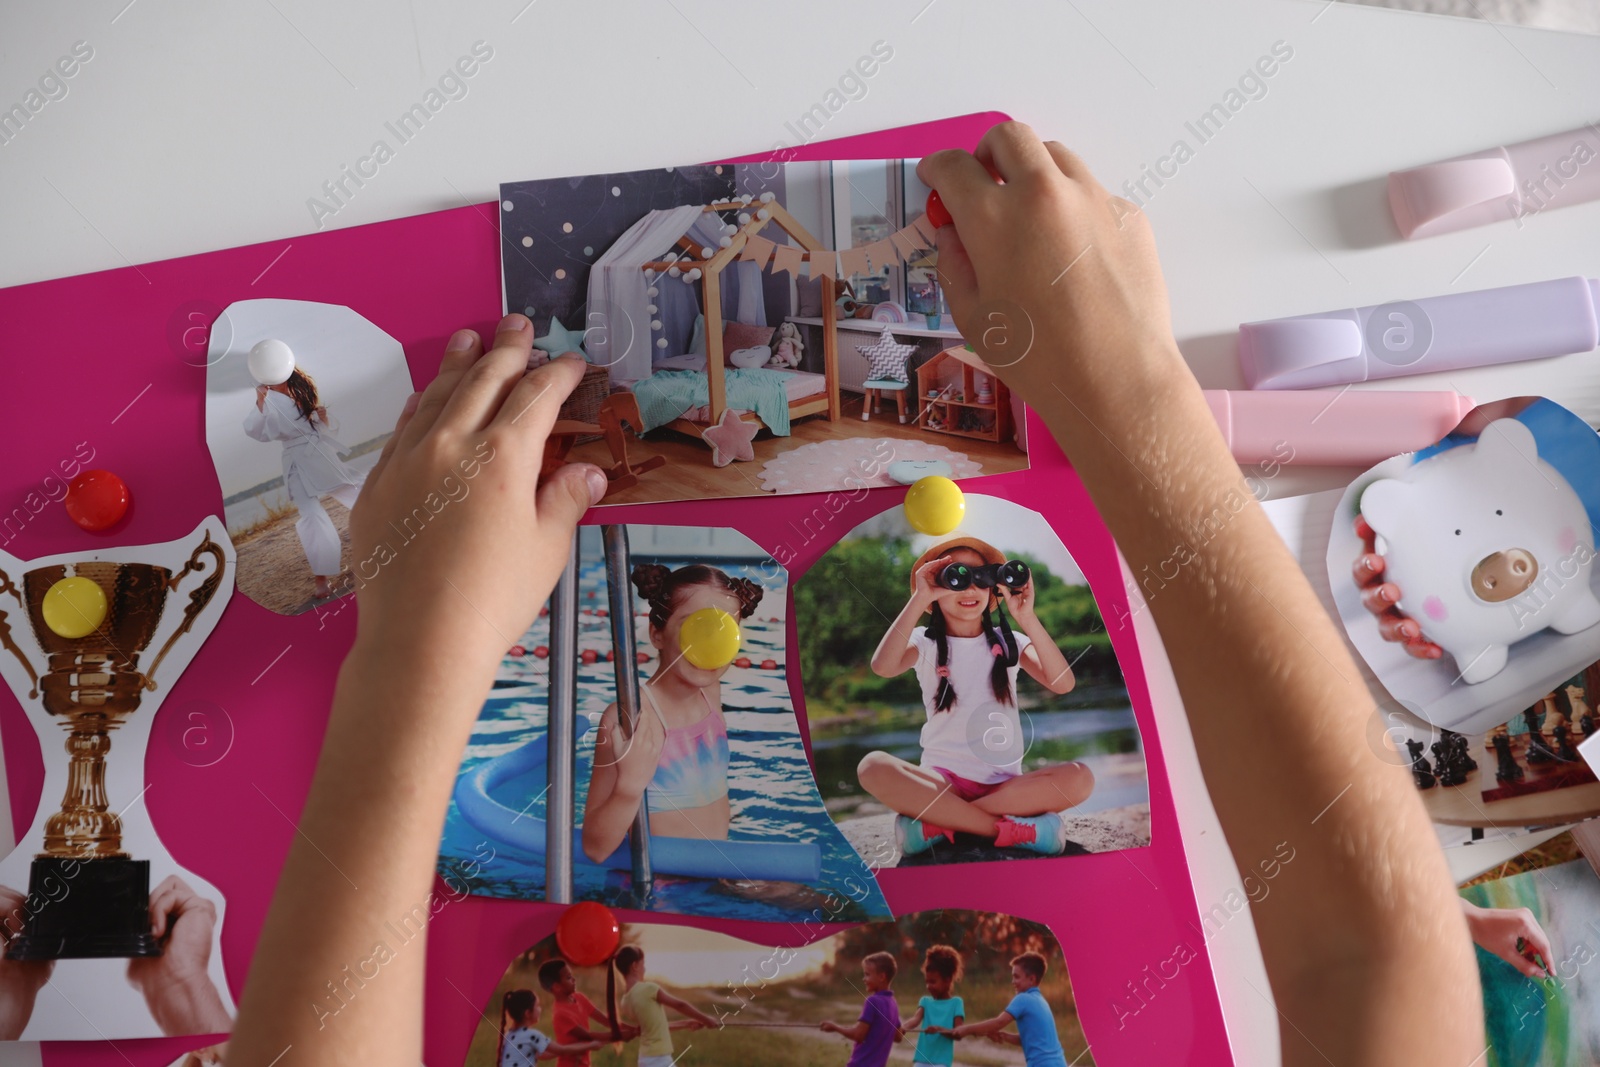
536, 315, 587, 358
858, 326, 916, 383
702, 406, 759, 467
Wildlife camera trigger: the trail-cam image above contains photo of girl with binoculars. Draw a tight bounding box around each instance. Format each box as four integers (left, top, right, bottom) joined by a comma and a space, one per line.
859, 535, 1096, 860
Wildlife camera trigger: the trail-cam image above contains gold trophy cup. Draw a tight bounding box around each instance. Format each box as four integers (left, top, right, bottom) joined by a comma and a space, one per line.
0, 532, 225, 959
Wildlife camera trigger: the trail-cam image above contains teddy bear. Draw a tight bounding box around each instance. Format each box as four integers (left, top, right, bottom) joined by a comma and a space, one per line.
766, 321, 804, 369
1358, 417, 1600, 685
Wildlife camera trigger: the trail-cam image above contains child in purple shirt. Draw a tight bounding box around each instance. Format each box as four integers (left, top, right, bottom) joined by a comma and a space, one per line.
820, 952, 901, 1067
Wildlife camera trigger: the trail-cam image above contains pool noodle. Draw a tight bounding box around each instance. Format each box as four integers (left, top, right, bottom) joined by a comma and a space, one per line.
453, 719, 823, 883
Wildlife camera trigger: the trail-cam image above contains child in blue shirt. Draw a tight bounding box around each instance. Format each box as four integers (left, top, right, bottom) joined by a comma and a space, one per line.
951, 952, 1065, 1067
902, 944, 965, 1067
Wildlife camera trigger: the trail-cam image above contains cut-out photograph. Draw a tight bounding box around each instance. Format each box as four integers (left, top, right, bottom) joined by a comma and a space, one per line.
1328, 398, 1600, 737
1456, 828, 1600, 1066
497, 159, 1029, 505
0, 519, 237, 1041
438, 524, 890, 923
795, 495, 1150, 869
462, 909, 1091, 1067
203, 298, 414, 616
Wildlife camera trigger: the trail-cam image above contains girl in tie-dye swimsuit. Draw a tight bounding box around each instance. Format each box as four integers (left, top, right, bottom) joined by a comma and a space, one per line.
580, 562, 764, 862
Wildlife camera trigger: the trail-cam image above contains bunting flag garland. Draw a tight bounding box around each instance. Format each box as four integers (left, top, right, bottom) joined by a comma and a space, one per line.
770, 244, 805, 277
837, 245, 871, 279
910, 213, 938, 242
806, 251, 838, 280
739, 234, 775, 269
863, 239, 895, 273
889, 228, 922, 260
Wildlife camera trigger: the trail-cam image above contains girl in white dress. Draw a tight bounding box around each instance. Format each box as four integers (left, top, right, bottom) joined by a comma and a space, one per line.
243, 368, 367, 600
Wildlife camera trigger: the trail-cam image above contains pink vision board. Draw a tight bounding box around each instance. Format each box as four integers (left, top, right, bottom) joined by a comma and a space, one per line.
0, 112, 1232, 1064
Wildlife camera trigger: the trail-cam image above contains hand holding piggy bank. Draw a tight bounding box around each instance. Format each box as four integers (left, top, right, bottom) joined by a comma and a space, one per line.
1359, 418, 1600, 684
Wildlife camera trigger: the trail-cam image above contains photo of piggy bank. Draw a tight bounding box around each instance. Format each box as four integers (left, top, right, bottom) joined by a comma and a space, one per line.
1359, 418, 1600, 684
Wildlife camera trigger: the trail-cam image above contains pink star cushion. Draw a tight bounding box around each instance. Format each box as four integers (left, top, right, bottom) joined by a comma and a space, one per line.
702, 406, 759, 467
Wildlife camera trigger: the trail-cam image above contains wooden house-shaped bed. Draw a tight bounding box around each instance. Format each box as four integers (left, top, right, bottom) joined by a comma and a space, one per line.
634, 198, 841, 443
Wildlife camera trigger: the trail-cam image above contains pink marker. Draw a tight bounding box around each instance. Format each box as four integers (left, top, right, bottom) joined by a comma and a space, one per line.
1204, 389, 1475, 466
1239, 276, 1600, 390
1389, 123, 1600, 239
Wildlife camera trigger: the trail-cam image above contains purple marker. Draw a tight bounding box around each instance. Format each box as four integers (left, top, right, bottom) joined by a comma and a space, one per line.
1239, 275, 1600, 390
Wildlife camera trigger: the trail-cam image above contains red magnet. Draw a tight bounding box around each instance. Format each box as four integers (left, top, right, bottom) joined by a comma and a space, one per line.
925, 189, 952, 230
555, 901, 620, 967
64, 469, 131, 532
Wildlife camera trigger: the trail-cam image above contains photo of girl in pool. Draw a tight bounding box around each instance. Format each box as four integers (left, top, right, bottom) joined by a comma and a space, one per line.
437, 524, 889, 923
795, 495, 1151, 867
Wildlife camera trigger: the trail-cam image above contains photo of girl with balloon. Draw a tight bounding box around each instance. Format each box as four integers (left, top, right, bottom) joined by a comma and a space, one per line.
241, 339, 368, 602
859, 536, 1094, 857
581, 563, 763, 861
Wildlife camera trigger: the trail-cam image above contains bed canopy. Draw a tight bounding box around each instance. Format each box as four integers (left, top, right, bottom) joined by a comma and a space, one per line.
586, 194, 840, 432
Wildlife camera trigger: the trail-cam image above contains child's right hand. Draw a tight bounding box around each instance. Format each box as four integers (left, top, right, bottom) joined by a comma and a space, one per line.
911, 554, 953, 608
597, 703, 666, 799
916, 122, 1186, 408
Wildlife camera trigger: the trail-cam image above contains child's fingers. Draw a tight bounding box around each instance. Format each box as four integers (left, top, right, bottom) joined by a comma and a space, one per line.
970, 121, 1055, 186
1041, 139, 1097, 187
1359, 581, 1401, 616
434, 316, 539, 435
535, 462, 608, 529
402, 328, 486, 447
489, 355, 589, 448
917, 150, 1000, 224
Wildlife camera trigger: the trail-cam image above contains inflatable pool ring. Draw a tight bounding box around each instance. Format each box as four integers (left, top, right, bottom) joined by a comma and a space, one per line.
453, 719, 823, 883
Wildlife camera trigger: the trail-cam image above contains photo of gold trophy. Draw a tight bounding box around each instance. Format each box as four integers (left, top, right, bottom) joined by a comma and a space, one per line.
0, 531, 226, 959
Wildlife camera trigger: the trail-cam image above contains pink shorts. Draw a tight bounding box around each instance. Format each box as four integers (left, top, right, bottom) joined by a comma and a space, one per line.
933, 766, 1006, 802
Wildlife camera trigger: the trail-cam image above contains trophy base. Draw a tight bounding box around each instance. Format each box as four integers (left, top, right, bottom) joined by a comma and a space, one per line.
5, 856, 162, 960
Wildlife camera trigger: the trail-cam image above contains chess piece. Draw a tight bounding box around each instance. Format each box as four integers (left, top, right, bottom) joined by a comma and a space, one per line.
1406, 738, 1436, 790
1492, 732, 1525, 783
1523, 707, 1556, 764
1583, 711, 1597, 738
1443, 729, 1477, 773
1432, 739, 1468, 786
1554, 723, 1579, 762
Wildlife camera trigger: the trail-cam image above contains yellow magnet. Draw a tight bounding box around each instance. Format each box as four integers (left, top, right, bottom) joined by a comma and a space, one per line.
904, 476, 965, 535
679, 607, 741, 670
41, 576, 108, 639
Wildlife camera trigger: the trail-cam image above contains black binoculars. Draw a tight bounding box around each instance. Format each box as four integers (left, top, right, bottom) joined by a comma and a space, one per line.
935, 560, 1030, 592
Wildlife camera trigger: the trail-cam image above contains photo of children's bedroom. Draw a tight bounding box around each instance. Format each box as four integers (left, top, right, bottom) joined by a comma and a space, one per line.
497, 159, 1029, 505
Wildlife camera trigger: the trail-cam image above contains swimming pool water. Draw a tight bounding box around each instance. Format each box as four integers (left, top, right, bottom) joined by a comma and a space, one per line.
437, 555, 891, 924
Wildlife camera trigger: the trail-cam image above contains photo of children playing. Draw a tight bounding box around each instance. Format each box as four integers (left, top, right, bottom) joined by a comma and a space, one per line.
464, 909, 1090, 1066
795, 495, 1150, 867
437, 525, 889, 923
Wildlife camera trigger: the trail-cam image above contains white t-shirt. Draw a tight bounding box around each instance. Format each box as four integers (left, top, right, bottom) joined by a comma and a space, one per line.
910, 626, 1032, 784
500, 1025, 552, 1066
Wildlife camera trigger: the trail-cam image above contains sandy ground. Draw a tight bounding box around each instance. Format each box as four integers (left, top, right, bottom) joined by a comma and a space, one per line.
232, 497, 356, 616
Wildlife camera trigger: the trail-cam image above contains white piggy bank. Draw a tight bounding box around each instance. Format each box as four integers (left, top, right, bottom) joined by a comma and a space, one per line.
1360, 418, 1600, 684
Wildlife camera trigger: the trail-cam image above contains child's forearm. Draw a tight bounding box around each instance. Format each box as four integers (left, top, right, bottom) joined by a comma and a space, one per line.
1029, 363, 1479, 1058
870, 596, 927, 676
230, 639, 497, 1066
580, 785, 643, 863
1017, 615, 1074, 692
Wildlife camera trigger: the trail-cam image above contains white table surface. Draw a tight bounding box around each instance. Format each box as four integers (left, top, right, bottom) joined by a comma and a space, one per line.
4, 3, 1599, 1064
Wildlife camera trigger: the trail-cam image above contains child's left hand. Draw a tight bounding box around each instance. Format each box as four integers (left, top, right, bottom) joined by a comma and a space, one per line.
1001, 577, 1037, 622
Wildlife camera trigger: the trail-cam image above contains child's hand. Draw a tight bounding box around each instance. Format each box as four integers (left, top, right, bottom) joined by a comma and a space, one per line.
1000, 576, 1036, 623
347, 316, 607, 676
911, 554, 953, 608
819, 1021, 837, 1033
598, 703, 666, 799
917, 122, 1185, 405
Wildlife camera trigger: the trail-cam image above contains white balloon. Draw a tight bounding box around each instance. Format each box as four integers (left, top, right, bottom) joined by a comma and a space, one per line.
248, 338, 296, 385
